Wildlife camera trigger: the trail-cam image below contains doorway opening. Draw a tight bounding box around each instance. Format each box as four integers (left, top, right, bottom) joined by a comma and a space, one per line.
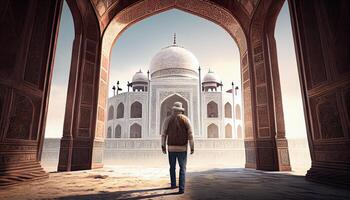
41, 0, 74, 172
274, 1, 311, 172
103, 8, 244, 168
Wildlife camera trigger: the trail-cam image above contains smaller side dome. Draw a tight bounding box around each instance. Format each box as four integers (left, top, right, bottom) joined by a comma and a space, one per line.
202, 69, 222, 92
202, 69, 220, 84
131, 70, 148, 92
132, 70, 148, 83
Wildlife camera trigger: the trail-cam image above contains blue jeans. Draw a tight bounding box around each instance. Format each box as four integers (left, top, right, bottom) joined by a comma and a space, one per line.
168, 151, 187, 191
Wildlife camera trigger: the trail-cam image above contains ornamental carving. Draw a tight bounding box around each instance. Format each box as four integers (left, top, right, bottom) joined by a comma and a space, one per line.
159, 91, 190, 103
91, 0, 119, 16
151, 68, 198, 78
102, 0, 247, 64
6, 94, 34, 140
279, 149, 290, 165
313, 94, 344, 140
236, 0, 259, 16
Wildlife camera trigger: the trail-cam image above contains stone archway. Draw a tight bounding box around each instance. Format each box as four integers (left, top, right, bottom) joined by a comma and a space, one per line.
87, 0, 288, 173
57, 0, 103, 172
160, 94, 188, 134
2, 0, 349, 187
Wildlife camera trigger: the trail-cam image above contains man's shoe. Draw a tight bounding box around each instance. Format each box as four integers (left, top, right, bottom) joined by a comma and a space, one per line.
178, 190, 184, 194
170, 186, 178, 189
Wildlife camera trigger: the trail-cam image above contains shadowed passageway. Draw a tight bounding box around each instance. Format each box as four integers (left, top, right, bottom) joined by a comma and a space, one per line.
1, 167, 349, 200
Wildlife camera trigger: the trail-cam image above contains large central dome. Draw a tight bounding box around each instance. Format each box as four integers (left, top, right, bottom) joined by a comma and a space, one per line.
149, 44, 199, 79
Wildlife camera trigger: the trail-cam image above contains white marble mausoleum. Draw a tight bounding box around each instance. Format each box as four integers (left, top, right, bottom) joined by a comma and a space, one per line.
106, 41, 243, 141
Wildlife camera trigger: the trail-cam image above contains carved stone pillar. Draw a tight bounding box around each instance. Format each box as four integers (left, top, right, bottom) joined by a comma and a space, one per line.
57, 0, 103, 171
289, 0, 350, 187
265, 2, 291, 171
0, 0, 63, 186
245, 0, 291, 171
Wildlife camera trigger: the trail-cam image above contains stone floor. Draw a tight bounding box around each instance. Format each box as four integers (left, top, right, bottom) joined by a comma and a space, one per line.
0, 166, 349, 200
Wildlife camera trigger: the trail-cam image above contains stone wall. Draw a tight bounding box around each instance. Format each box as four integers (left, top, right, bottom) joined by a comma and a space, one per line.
41, 138, 311, 171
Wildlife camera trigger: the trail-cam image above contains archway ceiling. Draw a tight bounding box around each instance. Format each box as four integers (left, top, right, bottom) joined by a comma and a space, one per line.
90, 0, 260, 34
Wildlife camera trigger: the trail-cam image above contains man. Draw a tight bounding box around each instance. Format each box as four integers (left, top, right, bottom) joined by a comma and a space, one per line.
161, 102, 194, 194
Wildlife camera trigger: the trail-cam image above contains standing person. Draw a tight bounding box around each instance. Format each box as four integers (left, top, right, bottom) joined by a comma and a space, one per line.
161, 102, 194, 194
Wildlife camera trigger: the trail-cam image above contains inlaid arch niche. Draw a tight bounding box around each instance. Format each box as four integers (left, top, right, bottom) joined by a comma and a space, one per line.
130, 101, 142, 118
108, 106, 114, 120
130, 123, 141, 138
207, 123, 219, 138
225, 102, 232, 118
107, 127, 112, 138
115, 125, 121, 138
160, 93, 188, 134
116, 103, 124, 118
235, 104, 241, 120
237, 125, 242, 139
225, 124, 233, 138
207, 101, 218, 118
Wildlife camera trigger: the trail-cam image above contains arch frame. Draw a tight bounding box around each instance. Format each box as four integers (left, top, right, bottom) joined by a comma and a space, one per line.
130, 101, 143, 118
207, 101, 219, 118
129, 122, 142, 138
107, 105, 114, 120
116, 102, 125, 119
225, 123, 233, 138
224, 102, 233, 118
159, 93, 190, 135
207, 123, 219, 138
115, 124, 122, 138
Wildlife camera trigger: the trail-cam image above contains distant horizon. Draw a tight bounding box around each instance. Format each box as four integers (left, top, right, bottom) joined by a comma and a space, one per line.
45, 1, 307, 139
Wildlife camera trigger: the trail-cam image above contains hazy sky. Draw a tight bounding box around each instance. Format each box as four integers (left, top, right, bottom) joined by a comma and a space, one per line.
45, 1, 306, 139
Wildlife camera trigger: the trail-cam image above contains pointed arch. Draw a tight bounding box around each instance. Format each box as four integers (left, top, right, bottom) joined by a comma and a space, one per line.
108, 105, 114, 120
235, 104, 241, 120
237, 125, 242, 139
115, 125, 121, 138
117, 103, 124, 118
207, 101, 218, 118
107, 127, 112, 138
130, 123, 141, 138
225, 124, 233, 138
224, 102, 232, 118
130, 101, 142, 118
160, 93, 189, 134
207, 123, 219, 138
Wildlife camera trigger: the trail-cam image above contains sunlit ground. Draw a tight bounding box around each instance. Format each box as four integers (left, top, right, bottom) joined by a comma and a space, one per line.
1, 165, 349, 200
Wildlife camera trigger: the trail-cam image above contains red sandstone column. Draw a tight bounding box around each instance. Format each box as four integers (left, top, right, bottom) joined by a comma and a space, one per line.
0, 0, 63, 186
57, 0, 103, 172
244, 0, 291, 171
289, 0, 350, 187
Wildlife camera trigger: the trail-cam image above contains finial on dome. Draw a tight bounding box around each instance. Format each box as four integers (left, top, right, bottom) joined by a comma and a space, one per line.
173, 33, 176, 45
138, 69, 142, 73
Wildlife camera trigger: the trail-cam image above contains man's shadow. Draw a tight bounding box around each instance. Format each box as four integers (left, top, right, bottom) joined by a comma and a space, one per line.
58, 187, 182, 200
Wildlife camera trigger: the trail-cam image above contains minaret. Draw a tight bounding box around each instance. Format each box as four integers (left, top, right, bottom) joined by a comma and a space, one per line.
198, 66, 202, 137
173, 33, 176, 45
232, 82, 236, 137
